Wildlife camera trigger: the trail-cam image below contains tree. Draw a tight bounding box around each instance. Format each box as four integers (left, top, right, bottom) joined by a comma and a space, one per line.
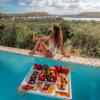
71, 33, 100, 58
60, 21, 74, 43
9, 22, 17, 47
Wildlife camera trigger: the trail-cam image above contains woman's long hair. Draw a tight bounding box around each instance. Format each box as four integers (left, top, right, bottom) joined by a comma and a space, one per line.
53, 25, 61, 47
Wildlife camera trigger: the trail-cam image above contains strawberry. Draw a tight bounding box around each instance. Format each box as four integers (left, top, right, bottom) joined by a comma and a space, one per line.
55, 66, 62, 73
55, 66, 58, 71
34, 64, 38, 69
64, 68, 69, 74
59, 65, 63, 73
23, 84, 31, 90
34, 64, 43, 70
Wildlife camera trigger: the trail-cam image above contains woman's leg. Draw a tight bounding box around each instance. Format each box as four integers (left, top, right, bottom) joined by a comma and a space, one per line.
29, 40, 41, 54
32, 40, 41, 52
30, 40, 48, 54
39, 41, 54, 57
30, 40, 53, 57
39, 41, 48, 51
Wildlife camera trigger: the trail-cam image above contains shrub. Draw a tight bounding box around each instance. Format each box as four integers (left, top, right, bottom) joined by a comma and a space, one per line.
0, 23, 17, 47
60, 21, 74, 43
19, 33, 35, 49
35, 24, 50, 35
15, 25, 32, 48
71, 33, 100, 58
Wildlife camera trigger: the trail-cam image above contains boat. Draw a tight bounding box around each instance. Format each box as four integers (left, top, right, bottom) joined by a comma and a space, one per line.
18, 64, 72, 100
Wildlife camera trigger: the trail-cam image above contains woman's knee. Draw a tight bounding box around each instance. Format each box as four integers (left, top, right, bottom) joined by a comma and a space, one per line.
45, 50, 53, 58
40, 41, 45, 45
36, 40, 42, 46
37, 40, 41, 43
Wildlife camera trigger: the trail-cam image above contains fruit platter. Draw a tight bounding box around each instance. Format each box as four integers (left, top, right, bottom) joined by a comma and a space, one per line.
18, 64, 72, 99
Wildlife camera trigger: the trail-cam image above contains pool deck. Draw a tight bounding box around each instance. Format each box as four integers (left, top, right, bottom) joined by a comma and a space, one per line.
0, 46, 100, 67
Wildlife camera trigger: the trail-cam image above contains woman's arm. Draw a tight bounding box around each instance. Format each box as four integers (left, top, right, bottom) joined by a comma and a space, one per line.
33, 35, 50, 41
59, 32, 70, 57
59, 31, 65, 54
40, 36, 50, 41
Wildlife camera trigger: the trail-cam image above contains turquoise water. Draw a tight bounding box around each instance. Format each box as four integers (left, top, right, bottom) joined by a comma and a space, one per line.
0, 51, 100, 100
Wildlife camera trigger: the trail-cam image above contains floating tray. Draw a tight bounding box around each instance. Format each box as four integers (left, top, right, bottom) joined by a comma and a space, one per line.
18, 64, 72, 100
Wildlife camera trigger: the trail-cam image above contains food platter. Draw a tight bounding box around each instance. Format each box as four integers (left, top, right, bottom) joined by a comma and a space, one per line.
18, 64, 72, 99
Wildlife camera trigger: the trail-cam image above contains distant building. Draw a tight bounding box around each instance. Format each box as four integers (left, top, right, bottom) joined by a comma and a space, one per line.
9, 15, 62, 20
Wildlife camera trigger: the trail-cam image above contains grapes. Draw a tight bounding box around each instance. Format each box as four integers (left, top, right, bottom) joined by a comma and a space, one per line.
28, 71, 39, 85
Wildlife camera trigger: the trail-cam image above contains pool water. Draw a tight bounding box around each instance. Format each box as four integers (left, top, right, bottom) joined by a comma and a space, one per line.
0, 51, 100, 100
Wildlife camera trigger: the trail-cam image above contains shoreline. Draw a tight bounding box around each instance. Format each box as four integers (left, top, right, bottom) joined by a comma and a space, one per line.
0, 46, 100, 67
62, 17, 100, 21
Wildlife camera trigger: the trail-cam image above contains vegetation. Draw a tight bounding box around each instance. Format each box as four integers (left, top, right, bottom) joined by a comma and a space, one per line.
0, 19, 100, 58
71, 33, 100, 58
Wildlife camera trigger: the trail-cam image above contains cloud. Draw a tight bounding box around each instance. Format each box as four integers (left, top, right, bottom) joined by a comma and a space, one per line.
19, 0, 32, 6
19, 2, 26, 6
0, 0, 100, 14
17, 0, 100, 14
0, 0, 7, 5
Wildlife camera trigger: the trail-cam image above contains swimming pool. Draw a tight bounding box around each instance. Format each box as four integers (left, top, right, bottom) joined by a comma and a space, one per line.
0, 50, 100, 100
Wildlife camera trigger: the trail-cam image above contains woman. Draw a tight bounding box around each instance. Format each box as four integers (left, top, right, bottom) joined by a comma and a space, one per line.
29, 25, 70, 58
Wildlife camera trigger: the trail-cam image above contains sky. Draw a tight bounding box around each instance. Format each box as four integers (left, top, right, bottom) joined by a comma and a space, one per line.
0, 0, 100, 15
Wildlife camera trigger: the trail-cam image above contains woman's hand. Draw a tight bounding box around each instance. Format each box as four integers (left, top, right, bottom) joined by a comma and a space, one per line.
33, 36, 49, 41
41, 36, 49, 41
63, 53, 70, 58
60, 46, 70, 58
